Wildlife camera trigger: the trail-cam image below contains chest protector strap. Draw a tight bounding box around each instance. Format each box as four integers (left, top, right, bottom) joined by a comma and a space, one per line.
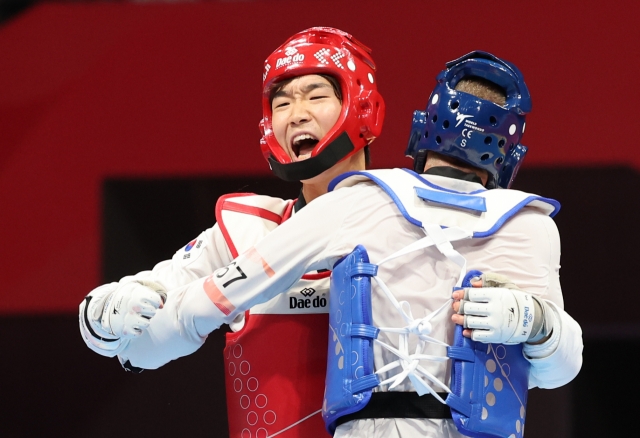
323, 169, 555, 437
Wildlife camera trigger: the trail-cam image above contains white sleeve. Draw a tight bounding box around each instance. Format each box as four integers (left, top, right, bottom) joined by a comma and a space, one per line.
524, 301, 583, 388
151, 192, 351, 350
79, 224, 233, 361
127, 224, 233, 291
468, 209, 583, 388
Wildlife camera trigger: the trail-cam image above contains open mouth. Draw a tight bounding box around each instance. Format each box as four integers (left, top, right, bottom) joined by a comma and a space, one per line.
292, 134, 319, 158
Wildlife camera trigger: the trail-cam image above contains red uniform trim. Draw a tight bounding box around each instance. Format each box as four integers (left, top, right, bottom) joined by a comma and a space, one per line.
301, 271, 332, 280
246, 248, 275, 278
224, 201, 284, 225
281, 198, 296, 222
203, 275, 235, 315
215, 193, 260, 258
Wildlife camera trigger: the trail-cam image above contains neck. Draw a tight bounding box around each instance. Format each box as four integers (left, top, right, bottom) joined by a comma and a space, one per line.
301, 182, 327, 204
300, 149, 366, 204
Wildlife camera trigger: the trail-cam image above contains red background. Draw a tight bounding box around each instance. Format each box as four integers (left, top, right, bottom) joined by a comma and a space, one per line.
1, 0, 638, 314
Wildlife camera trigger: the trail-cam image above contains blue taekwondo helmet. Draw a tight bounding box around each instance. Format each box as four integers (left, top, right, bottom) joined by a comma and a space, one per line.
405, 51, 531, 189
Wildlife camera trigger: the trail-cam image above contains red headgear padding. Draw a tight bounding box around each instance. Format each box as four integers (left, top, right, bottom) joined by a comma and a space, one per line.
259, 27, 385, 181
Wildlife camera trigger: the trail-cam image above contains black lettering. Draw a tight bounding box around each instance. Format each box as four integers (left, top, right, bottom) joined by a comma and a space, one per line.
289, 297, 298, 308
222, 266, 247, 288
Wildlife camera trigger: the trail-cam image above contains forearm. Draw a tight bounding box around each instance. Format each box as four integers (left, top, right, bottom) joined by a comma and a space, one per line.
127, 226, 232, 291
79, 225, 231, 358
117, 285, 209, 369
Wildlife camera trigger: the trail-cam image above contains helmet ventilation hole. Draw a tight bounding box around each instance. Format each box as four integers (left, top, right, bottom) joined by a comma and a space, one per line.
490, 116, 498, 125
436, 136, 442, 144
424, 131, 429, 138
499, 139, 506, 148
443, 120, 450, 129
432, 115, 438, 123
450, 101, 459, 110
481, 153, 490, 161
496, 157, 504, 165
484, 136, 492, 145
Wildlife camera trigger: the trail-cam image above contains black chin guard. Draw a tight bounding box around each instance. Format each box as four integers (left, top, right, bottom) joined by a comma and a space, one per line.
269, 131, 355, 181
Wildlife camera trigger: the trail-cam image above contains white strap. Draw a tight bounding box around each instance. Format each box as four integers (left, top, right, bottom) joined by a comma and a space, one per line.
377, 226, 471, 266
422, 223, 468, 288
368, 224, 471, 398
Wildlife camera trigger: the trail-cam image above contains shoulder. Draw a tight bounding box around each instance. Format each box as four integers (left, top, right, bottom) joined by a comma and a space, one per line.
216, 193, 291, 211
215, 193, 293, 222
500, 208, 560, 246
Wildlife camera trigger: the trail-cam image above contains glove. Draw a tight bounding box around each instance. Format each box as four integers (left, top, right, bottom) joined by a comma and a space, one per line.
459, 287, 534, 344
101, 280, 167, 339
458, 272, 537, 344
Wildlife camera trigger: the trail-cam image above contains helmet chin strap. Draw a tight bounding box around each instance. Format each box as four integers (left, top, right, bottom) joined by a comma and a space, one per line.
268, 131, 355, 181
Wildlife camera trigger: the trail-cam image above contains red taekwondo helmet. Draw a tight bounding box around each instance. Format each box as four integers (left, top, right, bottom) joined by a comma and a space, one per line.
259, 27, 386, 181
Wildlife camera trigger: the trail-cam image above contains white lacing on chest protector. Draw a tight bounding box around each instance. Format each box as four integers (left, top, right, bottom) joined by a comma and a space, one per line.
371, 223, 471, 403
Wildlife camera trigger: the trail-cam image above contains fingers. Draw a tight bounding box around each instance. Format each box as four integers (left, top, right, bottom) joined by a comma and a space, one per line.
451, 314, 493, 340
463, 314, 495, 330
133, 287, 165, 311
120, 314, 152, 338
470, 329, 498, 343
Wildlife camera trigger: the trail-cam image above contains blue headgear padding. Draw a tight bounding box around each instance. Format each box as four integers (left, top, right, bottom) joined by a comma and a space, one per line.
323, 245, 380, 435
406, 51, 531, 189
445, 270, 530, 438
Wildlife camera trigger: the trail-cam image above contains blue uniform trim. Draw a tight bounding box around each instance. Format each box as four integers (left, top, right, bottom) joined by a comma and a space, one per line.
415, 186, 487, 213
331, 170, 561, 238
474, 195, 560, 237
329, 171, 421, 227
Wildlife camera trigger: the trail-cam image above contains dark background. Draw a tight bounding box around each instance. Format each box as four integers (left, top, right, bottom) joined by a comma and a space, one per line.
1, 1, 639, 437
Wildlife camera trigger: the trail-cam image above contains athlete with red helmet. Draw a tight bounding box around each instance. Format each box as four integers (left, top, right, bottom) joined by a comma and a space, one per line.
80, 27, 384, 437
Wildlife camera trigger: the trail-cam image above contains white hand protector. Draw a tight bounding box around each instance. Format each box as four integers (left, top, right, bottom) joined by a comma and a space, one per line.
459, 286, 536, 345
101, 280, 167, 339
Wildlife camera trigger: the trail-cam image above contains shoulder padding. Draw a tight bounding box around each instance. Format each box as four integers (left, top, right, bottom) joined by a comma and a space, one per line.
215, 193, 294, 257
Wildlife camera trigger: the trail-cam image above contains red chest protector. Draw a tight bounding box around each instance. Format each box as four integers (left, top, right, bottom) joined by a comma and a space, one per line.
217, 194, 332, 438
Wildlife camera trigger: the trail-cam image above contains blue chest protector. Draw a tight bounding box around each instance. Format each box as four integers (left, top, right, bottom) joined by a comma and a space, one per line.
322, 169, 559, 437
